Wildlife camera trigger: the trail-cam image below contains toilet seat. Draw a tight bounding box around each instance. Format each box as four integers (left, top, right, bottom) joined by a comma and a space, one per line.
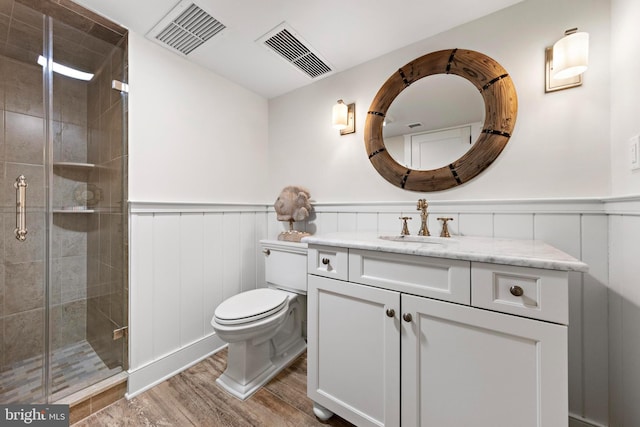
214, 288, 289, 326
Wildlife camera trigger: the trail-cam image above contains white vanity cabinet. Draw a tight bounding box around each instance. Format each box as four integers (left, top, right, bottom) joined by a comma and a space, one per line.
306, 239, 581, 427
400, 294, 566, 427
308, 274, 400, 427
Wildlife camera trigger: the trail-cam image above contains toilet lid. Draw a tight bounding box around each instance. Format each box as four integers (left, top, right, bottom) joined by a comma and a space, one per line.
214, 288, 289, 325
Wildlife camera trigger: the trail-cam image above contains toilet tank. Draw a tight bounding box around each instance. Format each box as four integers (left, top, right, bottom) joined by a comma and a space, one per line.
261, 239, 308, 294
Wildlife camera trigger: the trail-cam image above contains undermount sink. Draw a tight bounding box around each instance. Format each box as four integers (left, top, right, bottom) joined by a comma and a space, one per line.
379, 235, 456, 244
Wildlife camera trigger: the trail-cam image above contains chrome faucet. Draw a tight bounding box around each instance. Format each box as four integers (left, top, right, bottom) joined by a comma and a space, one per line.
417, 199, 430, 236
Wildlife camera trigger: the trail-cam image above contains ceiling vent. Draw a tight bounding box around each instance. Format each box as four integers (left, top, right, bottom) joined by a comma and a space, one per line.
147, 1, 225, 55
407, 122, 423, 129
258, 23, 333, 79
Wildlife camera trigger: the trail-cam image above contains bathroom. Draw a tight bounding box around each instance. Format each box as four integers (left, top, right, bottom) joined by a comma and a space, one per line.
1, 0, 639, 425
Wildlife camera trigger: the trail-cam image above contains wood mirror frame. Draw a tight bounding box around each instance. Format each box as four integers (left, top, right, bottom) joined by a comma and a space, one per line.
364, 49, 518, 192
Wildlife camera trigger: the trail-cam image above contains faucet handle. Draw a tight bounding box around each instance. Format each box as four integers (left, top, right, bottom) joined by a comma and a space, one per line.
399, 216, 412, 235
437, 217, 454, 238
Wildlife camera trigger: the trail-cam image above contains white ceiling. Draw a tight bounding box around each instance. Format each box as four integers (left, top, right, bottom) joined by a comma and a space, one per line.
73, 0, 524, 99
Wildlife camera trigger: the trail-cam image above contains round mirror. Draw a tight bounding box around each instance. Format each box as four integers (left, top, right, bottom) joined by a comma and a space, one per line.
364, 49, 517, 192
383, 74, 485, 170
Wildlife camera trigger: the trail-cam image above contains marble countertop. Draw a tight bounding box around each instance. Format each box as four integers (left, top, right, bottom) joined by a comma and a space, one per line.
302, 232, 588, 272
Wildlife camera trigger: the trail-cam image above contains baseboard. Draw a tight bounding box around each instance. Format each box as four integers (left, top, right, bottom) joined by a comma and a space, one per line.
126, 334, 227, 398
569, 414, 608, 427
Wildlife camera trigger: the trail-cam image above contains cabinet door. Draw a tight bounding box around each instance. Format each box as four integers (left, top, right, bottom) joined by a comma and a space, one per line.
401, 294, 567, 427
308, 275, 400, 427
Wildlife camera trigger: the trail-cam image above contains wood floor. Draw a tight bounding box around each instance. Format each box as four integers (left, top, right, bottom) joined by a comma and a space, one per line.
73, 349, 354, 426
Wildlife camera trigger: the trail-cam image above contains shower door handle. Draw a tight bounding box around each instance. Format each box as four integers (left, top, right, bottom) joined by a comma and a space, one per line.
14, 175, 28, 241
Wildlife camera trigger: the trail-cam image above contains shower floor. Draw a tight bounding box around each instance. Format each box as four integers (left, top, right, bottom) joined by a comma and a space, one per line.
0, 340, 122, 404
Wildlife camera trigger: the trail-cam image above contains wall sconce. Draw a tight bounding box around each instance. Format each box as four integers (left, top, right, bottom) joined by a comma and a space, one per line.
545, 28, 589, 92
332, 99, 355, 135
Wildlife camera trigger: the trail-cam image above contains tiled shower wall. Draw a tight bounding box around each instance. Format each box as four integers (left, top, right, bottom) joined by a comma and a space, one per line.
1, 52, 48, 371
50, 72, 92, 351
1, 59, 93, 366
0, 58, 91, 370
1, 0, 128, 376
85, 37, 128, 369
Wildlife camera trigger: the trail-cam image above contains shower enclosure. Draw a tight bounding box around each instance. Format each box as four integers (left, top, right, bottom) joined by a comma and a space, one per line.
0, 0, 128, 403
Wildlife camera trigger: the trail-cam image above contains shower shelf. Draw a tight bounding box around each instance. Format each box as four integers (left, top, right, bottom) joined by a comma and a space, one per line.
53, 208, 96, 214
53, 162, 96, 169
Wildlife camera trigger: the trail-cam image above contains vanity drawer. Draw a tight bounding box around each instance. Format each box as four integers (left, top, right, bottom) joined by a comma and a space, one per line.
349, 249, 470, 304
307, 245, 349, 281
471, 263, 568, 324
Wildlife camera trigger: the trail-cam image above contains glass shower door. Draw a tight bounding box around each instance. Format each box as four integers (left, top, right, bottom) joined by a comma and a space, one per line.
1, 0, 128, 404
48, 15, 127, 401
0, 1, 49, 404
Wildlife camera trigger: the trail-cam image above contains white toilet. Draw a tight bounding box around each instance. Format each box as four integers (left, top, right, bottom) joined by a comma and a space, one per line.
211, 239, 307, 400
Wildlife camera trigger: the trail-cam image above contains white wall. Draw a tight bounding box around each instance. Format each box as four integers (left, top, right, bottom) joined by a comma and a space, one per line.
128, 32, 269, 203
125, 32, 271, 395
610, 0, 640, 196
268, 0, 611, 202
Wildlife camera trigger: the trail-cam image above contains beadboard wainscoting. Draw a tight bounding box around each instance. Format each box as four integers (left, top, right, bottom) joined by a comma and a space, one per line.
128, 203, 270, 397
127, 197, 640, 427
606, 197, 640, 427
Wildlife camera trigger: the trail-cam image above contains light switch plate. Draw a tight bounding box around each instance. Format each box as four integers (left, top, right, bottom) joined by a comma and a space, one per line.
631, 135, 640, 171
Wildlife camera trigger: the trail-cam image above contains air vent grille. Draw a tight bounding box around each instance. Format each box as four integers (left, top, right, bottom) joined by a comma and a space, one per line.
408, 122, 423, 129
150, 2, 225, 55
263, 28, 332, 78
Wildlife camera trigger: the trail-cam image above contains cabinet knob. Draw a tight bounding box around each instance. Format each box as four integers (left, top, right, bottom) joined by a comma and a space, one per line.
262, 249, 270, 256
510, 285, 524, 297
321, 258, 330, 265
402, 313, 413, 322
386, 308, 395, 318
